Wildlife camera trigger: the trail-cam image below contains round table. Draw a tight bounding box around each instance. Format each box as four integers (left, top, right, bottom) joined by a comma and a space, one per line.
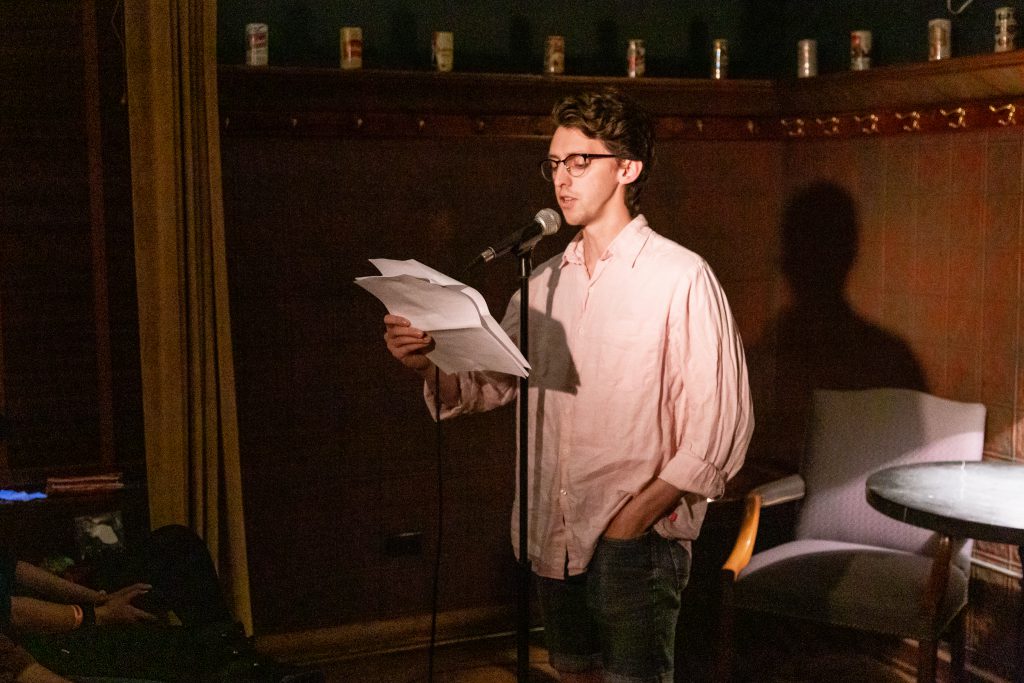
867, 460, 1024, 682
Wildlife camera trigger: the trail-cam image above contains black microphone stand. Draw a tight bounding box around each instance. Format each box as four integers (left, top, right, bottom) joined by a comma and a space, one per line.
515, 244, 532, 683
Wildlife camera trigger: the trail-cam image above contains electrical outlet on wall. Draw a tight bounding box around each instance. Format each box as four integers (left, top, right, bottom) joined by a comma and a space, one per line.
383, 531, 423, 557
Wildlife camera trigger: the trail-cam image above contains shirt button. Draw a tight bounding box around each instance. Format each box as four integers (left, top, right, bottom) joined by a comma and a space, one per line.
560, 488, 567, 496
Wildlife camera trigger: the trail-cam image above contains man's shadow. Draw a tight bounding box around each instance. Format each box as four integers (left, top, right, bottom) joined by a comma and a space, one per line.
679, 182, 927, 680
741, 181, 927, 487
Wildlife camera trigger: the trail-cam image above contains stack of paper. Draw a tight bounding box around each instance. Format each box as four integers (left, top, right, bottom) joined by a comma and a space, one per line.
356, 259, 529, 377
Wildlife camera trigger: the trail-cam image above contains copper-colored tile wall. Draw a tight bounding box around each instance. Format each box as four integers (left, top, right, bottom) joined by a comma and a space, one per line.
781, 130, 1023, 475
779, 130, 1023, 677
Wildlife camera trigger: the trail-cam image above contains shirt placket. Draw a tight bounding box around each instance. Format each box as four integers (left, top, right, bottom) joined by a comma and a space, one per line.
556, 263, 603, 572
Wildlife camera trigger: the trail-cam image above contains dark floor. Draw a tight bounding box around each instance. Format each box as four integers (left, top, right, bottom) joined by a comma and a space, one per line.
311, 627, 943, 683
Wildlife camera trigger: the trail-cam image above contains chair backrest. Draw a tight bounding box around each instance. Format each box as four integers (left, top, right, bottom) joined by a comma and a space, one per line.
795, 388, 986, 559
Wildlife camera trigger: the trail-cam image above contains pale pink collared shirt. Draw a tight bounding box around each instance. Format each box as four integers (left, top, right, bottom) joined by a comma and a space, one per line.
427, 215, 753, 579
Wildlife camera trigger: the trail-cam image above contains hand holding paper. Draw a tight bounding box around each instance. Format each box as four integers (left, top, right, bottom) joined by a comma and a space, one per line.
357, 259, 529, 377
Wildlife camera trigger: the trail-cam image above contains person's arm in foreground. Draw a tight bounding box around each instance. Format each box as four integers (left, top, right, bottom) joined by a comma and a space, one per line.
14, 562, 105, 605
0, 632, 68, 683
12, 562, 156, 632
16, 662, 71, 683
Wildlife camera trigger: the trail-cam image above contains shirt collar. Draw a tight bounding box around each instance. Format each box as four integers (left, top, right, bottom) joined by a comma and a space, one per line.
560, 214, 651, 269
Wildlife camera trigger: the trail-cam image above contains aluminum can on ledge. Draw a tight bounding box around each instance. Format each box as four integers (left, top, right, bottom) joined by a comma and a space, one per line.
245, 23, 268, 66
929, 19, 951, 61
711, 38, 728, 79
545, 35, 565, 74
627, 39, 645, 77
432, 31, 454, 72
850, 30, 872, 70
995, 7, 1018, 52
797, 39, 817, 78
340, 26, 363, 69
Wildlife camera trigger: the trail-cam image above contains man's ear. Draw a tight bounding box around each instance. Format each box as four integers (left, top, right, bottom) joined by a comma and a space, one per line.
619, 159, 643, 184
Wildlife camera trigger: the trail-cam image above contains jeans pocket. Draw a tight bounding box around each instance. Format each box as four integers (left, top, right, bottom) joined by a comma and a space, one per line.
667, 542, 692, 592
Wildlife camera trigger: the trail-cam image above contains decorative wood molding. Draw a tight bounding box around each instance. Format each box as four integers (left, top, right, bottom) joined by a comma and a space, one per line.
219, 51, 1024, 141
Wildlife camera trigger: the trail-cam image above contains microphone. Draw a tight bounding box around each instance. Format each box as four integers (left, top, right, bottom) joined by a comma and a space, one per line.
469, 209, 562, 268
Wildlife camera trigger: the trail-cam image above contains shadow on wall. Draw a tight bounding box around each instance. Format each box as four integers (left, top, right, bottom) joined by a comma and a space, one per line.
738, 181, 927, 491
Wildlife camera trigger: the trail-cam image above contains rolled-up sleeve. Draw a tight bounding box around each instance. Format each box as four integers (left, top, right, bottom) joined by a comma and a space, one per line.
658, 261, 753, 499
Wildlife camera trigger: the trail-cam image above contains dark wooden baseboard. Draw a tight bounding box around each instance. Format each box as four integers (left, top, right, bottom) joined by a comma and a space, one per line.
254, 605, 537, 666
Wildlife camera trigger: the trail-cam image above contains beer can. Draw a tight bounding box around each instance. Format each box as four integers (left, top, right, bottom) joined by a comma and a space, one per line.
929, 19, 951, 61
850, 30, 872, 70
995, 7, 1017, 53
627, 39, 645, 78
432, 31, 454, 72
245, 23, 268, 67
340, 27, 363, 70
797, 39, 817, 78
545, 35, 565, 74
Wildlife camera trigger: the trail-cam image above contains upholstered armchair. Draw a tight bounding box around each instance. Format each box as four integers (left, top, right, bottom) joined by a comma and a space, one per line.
718, 388, 986, 683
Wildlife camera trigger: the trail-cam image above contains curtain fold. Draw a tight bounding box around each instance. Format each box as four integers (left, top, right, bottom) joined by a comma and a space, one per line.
123, 1, 252, 633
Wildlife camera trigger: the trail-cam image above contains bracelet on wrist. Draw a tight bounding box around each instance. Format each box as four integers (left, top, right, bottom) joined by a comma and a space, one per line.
70, 604, 83, 629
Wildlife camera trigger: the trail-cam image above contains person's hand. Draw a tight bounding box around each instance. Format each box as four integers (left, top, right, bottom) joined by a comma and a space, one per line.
384, 314, 434, 373
602, 507, 647, 540
95, 583, 157, 625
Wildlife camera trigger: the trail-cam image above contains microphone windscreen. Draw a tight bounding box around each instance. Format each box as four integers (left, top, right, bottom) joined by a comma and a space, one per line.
534, 208, 561, 236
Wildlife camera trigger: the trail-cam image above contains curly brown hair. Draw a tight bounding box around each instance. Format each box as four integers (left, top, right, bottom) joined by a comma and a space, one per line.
551, 88, 655, 216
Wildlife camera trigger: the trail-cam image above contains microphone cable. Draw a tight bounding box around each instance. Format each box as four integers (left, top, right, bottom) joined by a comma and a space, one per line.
427, 364, 444, 683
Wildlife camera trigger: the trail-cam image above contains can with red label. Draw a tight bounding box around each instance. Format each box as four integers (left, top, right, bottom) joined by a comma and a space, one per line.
245, 23, 268, 66
340, 26, 363, 69
627, 39, 645, 78
850, 30, 872, 70
711, 38, 728, 79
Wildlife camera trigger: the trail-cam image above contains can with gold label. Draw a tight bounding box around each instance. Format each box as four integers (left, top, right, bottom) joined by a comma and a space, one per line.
432, 31, 454, 72
929, 19, 951, 61
545, 36, 565, 74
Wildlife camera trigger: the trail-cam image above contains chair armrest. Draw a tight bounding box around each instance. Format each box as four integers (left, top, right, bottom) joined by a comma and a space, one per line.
752, 474, 805, 507
721, 474, 806, 580
721, 493, 763, 580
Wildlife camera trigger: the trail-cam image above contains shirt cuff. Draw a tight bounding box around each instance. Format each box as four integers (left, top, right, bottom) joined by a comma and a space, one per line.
659, 452, 727, 499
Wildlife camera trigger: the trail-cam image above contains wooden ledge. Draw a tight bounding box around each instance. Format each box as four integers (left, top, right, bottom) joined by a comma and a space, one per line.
219, 51, 1024, 140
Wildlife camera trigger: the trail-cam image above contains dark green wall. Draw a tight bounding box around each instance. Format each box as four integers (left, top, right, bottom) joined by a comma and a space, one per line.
218, 1, 1021, 79
780, 0, 1020, 76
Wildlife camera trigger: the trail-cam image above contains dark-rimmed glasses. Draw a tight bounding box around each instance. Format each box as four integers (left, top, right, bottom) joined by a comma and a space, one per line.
539, 153, 620, 181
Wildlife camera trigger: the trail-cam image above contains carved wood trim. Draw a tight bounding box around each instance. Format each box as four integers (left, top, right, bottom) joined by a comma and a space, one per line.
219, 52, 1024, 141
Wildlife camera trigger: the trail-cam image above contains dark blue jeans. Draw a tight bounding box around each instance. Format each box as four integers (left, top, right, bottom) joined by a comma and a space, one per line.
537, 532, 691, 683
